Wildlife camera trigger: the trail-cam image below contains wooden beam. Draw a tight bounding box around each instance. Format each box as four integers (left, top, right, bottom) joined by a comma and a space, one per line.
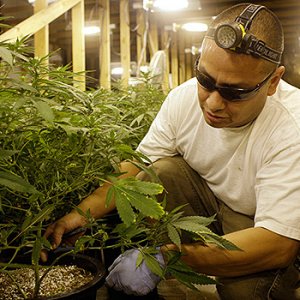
136, 8, 146, 67
0, 0, 82, 42
161, 30, 170, 92
99, 0, 111, 89
34, 0, 49, 64
120, 0, 130, 87
148, 15, 158, 58
178, 31, 185, 85
72, 0, 85, 90
185, 33, 193, 81
171, 31, 178, 88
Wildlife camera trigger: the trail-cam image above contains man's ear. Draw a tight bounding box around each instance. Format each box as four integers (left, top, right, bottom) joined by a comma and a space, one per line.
267, 66, 285, 96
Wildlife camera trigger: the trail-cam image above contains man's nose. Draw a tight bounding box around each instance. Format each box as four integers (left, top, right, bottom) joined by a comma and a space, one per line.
206, 91, 226, 112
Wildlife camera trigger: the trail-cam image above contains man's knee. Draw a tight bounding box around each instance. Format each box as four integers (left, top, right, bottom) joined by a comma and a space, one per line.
217, 266, 300, 300
136, 156, 185, 184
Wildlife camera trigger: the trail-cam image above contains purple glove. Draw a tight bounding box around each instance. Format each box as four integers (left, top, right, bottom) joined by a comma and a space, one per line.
105, 248, 165, 296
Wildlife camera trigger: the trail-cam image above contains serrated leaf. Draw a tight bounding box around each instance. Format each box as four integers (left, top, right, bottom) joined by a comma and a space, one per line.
173, 220, 213, 234
136, 251, 143, 268
167, 224, 181, 249
0, 171, 40, 194
125, 189, 164, 219
105, 186, 114, 208
0, 46, 13, 65
75, 236, 93, 252
130, 114, 144, 126
169, 268, 216, 287
14, 205, 55, 243
34, 101, 54, 122
32, 237, 42, 265
201, 233, 241, 251
118, 177, 164, 196
10, 79, 37, 92
177, 215, 215, 227
144, 253, 164, 277
0, 149, 18, 159
114, 189, 136, 226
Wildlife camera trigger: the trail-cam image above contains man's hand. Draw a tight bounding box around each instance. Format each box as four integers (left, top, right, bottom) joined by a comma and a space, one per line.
106, 248, 165, 296
41, 212, 85, 262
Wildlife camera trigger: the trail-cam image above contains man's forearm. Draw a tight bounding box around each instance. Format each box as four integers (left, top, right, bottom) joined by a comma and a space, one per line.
164, 227, 299, 277
74, 160, 141, 220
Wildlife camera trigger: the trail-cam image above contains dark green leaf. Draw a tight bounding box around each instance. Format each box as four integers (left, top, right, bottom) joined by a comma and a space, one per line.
32, 237, 42, 266
0, 46, 13, 65
118, 177, 164, 196
125, 189, 164, 219
200, 233, 241, 251
34, 101, 55, 122
167, 224, 181, 249
177, 215, 215, 227
114, 189, 136, 226
105, 186, 114, 208
0, 171, 40, 194
173, 220, 213, 234
144, 253, 164, 277
169, 268, 216, 288
0, 149, 18, 159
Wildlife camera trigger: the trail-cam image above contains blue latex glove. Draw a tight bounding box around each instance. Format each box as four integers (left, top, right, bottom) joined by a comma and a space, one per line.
105, 248, 165, 296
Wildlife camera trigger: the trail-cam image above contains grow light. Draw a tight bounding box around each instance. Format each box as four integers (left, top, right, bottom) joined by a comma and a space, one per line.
84, 26, 100, 36
143, 0, 188, 11
28, 0, 56, 4
181, 22, 208, 32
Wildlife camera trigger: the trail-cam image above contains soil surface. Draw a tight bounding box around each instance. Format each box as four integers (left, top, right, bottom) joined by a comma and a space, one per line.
0, 265, 94, 299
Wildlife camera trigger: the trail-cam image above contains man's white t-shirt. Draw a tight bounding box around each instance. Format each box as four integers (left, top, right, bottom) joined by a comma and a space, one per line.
137, 78, 300, 241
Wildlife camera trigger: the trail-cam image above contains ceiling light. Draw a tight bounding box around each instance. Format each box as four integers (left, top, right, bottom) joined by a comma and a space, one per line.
181, 22, 208, 32
143, 0, 188, 11
111, 67, 124, 76
28, 0, 56, 4
84, 26, 100, 36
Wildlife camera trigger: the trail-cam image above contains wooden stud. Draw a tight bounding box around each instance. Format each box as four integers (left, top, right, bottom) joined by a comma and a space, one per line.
34, 0, 48, 64
0, 0, 82, 42
160, 30, 170, 92
185, 33, 193, 80
120, 0, 130, 87
72, 0, 85, 90
148, 14, 158, 58
171, 31, 178, 88
178, 31, 186, 84
136, 8, 146, 69
99, 0, 111, 89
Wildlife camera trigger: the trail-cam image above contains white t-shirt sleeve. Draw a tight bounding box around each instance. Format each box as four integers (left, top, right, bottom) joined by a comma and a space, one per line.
136, 91, 178, 162
137, 79, 199, 162
254, 121, 300, 240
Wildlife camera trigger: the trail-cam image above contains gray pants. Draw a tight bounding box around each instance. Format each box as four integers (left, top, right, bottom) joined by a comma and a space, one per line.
136, 156, 300, 300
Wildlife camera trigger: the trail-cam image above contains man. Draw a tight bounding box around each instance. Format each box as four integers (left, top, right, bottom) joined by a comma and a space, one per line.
44, 3, 300, 299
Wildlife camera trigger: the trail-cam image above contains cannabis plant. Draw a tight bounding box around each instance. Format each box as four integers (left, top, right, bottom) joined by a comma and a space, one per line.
0, 36, 237, 298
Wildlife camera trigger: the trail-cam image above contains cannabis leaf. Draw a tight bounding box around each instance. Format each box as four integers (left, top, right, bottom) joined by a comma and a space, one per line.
0, 171, 40, 194
106, 177, 164, 226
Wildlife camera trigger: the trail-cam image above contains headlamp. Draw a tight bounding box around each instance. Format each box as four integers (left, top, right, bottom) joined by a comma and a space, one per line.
206, 4, 282, 64
214, 23, 245, 49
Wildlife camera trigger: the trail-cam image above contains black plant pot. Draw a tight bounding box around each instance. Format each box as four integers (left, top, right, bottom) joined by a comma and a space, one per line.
40, 251, 106, 300
1, 250, 106, 300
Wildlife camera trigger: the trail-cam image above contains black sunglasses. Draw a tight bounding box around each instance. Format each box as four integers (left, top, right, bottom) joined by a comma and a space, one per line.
195, 61, 274, 102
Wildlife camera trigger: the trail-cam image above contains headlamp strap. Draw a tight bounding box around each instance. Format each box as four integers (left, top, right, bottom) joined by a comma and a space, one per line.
235, 4, 264, 31
235, 4, 282, 64
206, 4, 283, 64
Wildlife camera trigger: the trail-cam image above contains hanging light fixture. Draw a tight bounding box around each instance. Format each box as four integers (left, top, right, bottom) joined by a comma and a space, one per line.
143, 0, 189, 11
28, 0, 56, 4
181, 22, 208, 32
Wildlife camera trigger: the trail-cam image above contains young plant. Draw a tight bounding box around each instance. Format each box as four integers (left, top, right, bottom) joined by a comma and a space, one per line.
0, 36, 238, 298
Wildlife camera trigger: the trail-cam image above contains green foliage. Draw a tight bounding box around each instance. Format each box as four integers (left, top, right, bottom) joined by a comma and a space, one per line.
0, 36, 239, 298
0, 36, 166, 298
